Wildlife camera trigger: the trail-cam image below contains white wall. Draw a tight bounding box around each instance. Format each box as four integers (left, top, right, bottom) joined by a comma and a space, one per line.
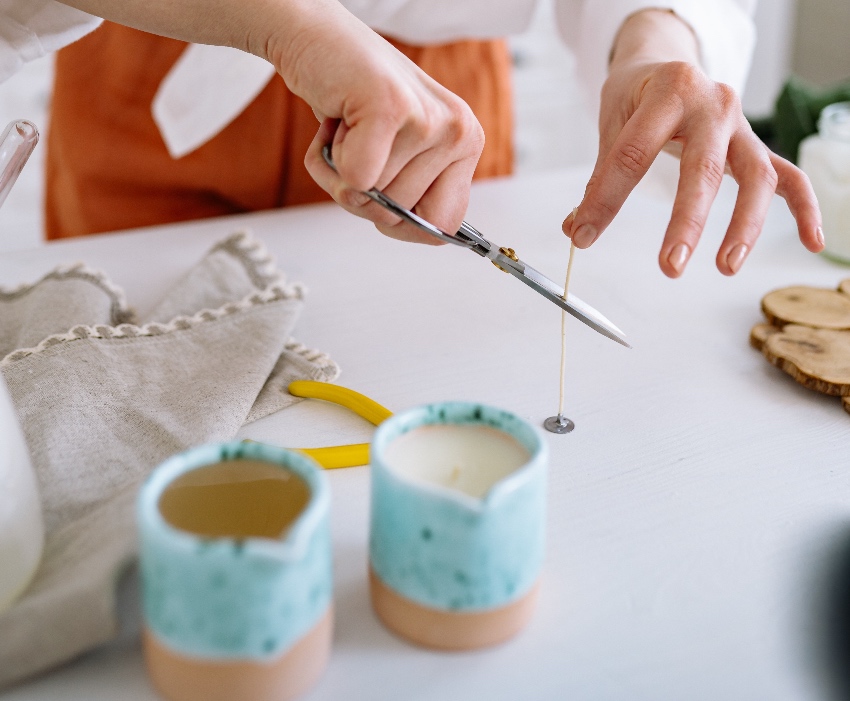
510, 0, 598, 174
792, 0, 850, 86
742, 0, 797, 116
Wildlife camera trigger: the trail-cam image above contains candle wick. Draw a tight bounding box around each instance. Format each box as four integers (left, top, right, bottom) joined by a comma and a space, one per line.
558, 239, 577, 417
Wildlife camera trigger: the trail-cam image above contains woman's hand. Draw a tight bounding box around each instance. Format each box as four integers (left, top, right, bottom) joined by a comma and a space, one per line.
274, 0, 484, 244
563, 9, 824, 277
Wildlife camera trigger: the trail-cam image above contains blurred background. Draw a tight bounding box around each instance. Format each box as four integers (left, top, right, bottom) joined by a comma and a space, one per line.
0, 0, 848, 252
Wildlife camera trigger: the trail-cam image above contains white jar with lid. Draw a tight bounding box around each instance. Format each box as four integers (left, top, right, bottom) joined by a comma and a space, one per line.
0, 374, 43, 612
799, 102, 850, 263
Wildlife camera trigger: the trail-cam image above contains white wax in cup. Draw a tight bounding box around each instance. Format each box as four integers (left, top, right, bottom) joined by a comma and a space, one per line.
383, 425, 530, 499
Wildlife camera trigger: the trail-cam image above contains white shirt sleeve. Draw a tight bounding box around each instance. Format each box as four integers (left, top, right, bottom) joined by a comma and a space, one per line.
555, 0, 757, 109
340, 0, 756, 100
0, 0, 101, 84
339, 0, 537, 43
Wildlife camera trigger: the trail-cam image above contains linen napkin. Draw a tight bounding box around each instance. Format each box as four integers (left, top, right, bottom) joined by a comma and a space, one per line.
0, 230, 339, 688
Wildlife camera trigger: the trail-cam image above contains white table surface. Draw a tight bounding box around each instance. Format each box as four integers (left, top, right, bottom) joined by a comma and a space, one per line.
3, 166, 850, 701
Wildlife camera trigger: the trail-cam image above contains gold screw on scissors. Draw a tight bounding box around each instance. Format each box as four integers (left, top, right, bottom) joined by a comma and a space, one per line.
492, 247, 519, 273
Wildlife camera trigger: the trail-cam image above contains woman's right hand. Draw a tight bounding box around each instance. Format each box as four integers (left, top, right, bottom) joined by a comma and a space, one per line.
266, 0, 484, 244
59, 0, 483, 244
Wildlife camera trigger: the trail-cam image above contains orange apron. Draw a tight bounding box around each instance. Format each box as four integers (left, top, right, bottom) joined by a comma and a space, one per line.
45, 23, 514, 240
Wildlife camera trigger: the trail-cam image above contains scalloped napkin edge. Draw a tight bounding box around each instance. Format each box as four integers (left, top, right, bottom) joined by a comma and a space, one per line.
0, 230, 339, 689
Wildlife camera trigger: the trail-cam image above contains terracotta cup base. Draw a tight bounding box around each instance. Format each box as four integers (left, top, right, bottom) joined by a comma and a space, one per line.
369, 567, 538, 651
142, 607, 332, 701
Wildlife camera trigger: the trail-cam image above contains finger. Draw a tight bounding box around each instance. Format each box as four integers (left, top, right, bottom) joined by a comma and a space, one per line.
771, 151, 824, 252
376, 155, 476, 245
304, 117, 348, 198
657, 131, 729, 278
368, 88, 482, 193
332, 86, 472, 194
563, 98, 632, 237
375, 143, 444, 203
306, 120, 464, 242
332, 101, 405, 191
715, 131, 778, 276
378, 145, 448, 208
305, 118, 370, 208
330, 121, 397, 217
357, 145, 460, 244
568, 98, 683, 249
305, 119, 400, 226
334, 111, 431, 193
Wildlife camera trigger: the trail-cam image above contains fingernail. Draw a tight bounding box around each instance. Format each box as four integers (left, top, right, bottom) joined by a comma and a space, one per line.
562, 207, 579, 236
342, 189, 370, 207
572, 223, 598, 248
667, 243, 691, 275
817, 226, 825, 248
725, 243, 749, 274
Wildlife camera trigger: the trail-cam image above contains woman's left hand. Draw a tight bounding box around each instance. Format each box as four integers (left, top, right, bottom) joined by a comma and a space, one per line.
563, 9, 824, 278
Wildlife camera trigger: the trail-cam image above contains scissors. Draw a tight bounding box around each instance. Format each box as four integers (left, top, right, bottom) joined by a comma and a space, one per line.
322, 145, 630, 348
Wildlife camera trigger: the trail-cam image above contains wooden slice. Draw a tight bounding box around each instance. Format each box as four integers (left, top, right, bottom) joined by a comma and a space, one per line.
839, 279, 850, 297
761, 286, 850, 329
762, 324, 850, 396
844, 396, 850, 416
750, 323, 782, 352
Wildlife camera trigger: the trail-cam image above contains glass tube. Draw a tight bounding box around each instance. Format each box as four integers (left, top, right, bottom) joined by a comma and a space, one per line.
0, 120, 39, 210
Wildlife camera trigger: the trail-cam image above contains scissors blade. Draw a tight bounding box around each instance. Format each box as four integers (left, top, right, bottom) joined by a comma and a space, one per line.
492, 251, 631, 348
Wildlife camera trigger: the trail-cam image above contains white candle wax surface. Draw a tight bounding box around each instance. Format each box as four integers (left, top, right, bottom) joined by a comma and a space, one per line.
382, 425, 530, 499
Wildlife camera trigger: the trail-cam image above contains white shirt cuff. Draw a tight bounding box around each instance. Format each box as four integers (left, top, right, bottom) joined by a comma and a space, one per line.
557, 0, 756, 112
340, 0, 536, 44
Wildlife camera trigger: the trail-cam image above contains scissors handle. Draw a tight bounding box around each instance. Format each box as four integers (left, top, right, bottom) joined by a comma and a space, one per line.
321, 145, 489, 252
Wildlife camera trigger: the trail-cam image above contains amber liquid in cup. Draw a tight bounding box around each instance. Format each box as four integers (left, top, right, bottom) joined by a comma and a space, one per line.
158, 459, 310, 538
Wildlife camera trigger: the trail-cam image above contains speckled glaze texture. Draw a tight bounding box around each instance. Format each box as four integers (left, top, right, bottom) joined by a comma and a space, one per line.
138, 441, 331, 661
370, 403, 547, 612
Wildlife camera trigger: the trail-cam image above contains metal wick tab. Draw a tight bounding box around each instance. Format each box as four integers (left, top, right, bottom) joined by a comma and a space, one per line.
544, 414, 575, 434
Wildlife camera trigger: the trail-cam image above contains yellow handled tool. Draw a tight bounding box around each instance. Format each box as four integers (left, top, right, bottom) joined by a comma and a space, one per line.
286, 381, 393, 469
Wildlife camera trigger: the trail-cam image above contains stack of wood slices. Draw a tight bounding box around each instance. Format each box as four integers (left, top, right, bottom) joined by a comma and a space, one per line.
751, 280, 850, 415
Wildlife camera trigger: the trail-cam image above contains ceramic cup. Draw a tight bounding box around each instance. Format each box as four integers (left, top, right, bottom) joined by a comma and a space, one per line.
137, 441, 332, 701
369, 402, 548, 650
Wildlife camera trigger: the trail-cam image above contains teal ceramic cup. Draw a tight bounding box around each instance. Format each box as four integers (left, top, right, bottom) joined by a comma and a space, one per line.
369, 402, 548, 650
137, 441, 332, 701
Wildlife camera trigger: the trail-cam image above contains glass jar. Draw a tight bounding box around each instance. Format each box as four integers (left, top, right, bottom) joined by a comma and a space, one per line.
0, 375, 43, 612
799, 102, 850, 263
